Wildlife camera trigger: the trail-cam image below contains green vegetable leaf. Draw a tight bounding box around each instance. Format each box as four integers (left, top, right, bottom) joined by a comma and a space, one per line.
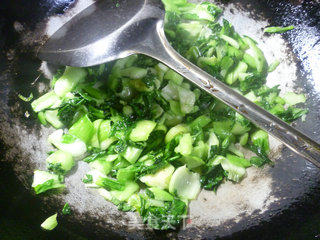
83, 151, 107, 163
33, 178, 65, 194
47, 162, 65, 175
264, 26, 294, 33
246, 143, 272, 167
82, 174, 93, 184
41, 213, 58, 231
57, 97, 86, 128
34, 179, 55, 194
277, 107, 308, 123
140, 197, 187, 230
18, 93, 33, 102
268, 60, 280, 72
61, 134, 77, 144
62, 203, 72, 215
200, 164, 226, 191
250, 156, 266, 167
96, 177, 125, 191
117, 201, 135, 212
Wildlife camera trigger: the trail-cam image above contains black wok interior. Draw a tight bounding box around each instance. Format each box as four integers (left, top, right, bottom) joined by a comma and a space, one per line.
1, 0, 320, 239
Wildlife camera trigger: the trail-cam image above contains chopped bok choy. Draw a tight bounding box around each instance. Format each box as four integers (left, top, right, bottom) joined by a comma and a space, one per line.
29, 0, 307, 230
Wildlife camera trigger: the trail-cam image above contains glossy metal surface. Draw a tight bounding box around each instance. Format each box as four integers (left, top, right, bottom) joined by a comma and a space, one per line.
38, 0, 320, 166
38, 0, 164, 66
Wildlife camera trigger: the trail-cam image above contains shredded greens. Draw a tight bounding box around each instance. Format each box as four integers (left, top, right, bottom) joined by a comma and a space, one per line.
30, 0, 307, 230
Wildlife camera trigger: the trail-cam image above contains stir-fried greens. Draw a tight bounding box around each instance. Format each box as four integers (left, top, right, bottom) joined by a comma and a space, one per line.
30, 0, 307, 230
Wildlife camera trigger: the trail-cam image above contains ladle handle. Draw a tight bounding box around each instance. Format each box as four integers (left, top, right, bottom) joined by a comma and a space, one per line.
135, 20, 320, 167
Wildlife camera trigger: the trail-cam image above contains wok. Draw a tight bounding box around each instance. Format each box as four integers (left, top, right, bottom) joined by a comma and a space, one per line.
1, 0, 320, 239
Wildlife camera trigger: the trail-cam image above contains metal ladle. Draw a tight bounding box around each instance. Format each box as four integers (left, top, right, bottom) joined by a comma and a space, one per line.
38, 0, 320, 166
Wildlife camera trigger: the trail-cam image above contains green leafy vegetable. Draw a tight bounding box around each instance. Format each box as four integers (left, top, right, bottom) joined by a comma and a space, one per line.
200, 164, 226, 191
96, 177, 125, 191
83, 151, 108, 163
277, 107, 308, 123
264, 26, 295, 33
268, 60, 280, 72
46, 150, 74, 175
82, 174, 93, 183
250, 156, 266, 167
62, 203, 71, 215
18, 93, 33, 102
41, 213, 58, 230
140, 197, 187, 230
32, 170, 65, 194
57, 97, 86, 127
